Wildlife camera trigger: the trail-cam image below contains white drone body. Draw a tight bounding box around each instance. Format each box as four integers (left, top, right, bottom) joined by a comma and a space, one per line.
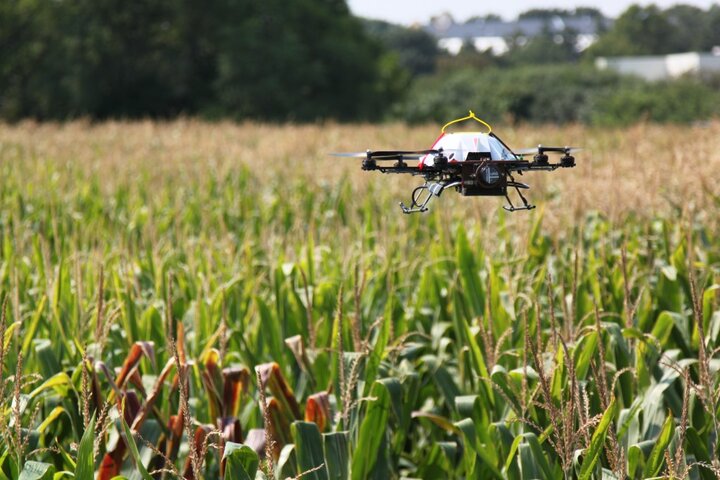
419, 132, 518, 168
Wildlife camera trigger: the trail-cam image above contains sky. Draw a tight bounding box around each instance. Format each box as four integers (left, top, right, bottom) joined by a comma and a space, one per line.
346, 0, 719, 25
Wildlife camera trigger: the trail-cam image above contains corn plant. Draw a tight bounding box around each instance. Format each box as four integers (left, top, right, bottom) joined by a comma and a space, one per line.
0, 121, 718, 479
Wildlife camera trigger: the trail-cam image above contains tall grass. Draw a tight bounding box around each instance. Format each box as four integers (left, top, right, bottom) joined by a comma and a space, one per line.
0, 120, 718, 479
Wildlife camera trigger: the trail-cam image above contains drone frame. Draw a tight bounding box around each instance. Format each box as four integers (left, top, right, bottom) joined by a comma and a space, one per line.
334, 111, 577, 214
361, 141, 575, 214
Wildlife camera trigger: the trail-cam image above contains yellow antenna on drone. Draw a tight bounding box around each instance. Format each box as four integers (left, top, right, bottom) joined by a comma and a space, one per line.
441, 110, 492, 134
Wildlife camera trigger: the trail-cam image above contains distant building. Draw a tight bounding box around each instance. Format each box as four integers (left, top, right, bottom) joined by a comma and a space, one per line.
596, 52, 720, 81
424, 13, 610, 55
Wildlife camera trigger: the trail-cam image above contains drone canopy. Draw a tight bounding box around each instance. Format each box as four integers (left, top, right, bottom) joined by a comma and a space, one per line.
419, 132, 518, 167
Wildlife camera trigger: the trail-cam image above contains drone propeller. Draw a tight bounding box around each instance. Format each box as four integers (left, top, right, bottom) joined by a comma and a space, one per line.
514, 146, 583, 155
329, 148, 488, 162
329, 152, 372, 158
330, 149, 442, 160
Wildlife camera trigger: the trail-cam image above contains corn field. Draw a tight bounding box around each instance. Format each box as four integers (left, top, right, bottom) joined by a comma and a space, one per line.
0, 121, 719, 479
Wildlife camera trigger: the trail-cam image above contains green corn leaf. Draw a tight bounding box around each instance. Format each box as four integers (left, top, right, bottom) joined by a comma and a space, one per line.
491, 365, 521, 414
522, 433, 553, 480
52, 472, 75, 479
18, 462, 55, 480
33, 340, 63, 381
29, 372, 72, 399
454, 418, 478, 476
74, 414, 95, 480
685, 428, 715, 480
627, 444, 643, 479
455, 224, 485, 317
363, 303, 391, 397
119, 402, 153, 480
292, 421, 328, 480
351, 381, 390, 480
277, 444, 298, 480
323, 432, 349, 480
21, 296, 46, 362
518, 443, 540, 480
36, 406, 67, 434
223, 442, 259, 480
574, 331, 598, 380
579, 398, 616, 480
642, 412, 674, 479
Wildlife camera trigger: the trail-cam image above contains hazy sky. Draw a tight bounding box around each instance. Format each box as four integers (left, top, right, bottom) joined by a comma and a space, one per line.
346, 0, 719, 25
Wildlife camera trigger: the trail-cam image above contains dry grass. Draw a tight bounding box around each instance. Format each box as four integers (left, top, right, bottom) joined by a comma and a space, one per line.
1, 120, 718, 289
1, 120, 718, 225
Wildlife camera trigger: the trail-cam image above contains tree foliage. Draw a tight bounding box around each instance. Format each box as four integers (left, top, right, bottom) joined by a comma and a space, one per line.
362, 20, 439, 76
0, 0, 403, 121
504, 29, 579, 65
393, 65, 720, 125
587, 4, 720, 57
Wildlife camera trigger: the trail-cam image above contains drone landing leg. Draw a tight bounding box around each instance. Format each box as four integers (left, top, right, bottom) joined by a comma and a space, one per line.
400, 182, 447, 214
503, 173, 536, 212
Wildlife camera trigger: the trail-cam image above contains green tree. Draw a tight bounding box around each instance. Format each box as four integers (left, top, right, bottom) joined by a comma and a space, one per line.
362, 20, 439, 76
517, 7, 604, 21
586, 5, 676, 57
664, 5, 706, 52
435, 40, 498, 72
205, 0, 403, 120
701, 4, 720, 50
504, 28, 579, 65
0, 0, 67, 119
0, 0, 404, 121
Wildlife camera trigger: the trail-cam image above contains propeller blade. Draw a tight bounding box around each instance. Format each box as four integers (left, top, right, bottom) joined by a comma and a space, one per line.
371, 154, 428, 160
514, 146, 583, 155
330, 149, 442, 160
514, 148, 540, 155
329, 152, 369, 158
369, 149, 440, 157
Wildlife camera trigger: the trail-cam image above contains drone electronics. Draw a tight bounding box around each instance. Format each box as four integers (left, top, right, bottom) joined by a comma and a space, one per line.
331, 111, 578, 214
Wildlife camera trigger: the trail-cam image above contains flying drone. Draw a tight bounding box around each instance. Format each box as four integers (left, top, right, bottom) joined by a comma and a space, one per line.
332, 111, 578, 213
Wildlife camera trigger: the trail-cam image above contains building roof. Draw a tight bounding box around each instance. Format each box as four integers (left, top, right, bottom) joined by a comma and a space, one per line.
425, 15, 610, 39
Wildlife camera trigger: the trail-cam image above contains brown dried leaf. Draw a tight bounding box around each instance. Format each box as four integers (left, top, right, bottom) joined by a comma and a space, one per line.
222, 366, 250, 418
164, 413, 185, 464
266, 397, 290, 459
97, 447, 125, 480
132, 358, 176, 431
305, 392, 331, 432
115, 341, 155, 389
218, 416, 243, 478
182, 424, 213, 480
244, 428, 266, 457
200, 348, 224, 421
255, 362, 301, 420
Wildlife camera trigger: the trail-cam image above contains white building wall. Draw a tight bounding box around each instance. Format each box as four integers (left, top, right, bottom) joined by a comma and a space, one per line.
666, 52, 700, 77
438, 37, 509, 55
473, 37, 509, 55
697, 54, 720, 73
575, 34, 597, 52
597, 52, 720, 81
596, 56, 668, 81
438, 38, 463, 55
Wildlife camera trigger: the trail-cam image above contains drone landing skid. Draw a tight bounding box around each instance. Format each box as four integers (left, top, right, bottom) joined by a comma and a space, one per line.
503, 176, 535, 212
400, 182, 458, 214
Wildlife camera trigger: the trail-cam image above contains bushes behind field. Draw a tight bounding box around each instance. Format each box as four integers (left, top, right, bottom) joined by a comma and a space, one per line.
392, 64, 720, 126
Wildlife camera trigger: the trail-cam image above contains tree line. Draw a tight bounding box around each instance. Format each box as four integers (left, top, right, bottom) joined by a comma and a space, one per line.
1, 2, 719, 122
0, 0, 403, 121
